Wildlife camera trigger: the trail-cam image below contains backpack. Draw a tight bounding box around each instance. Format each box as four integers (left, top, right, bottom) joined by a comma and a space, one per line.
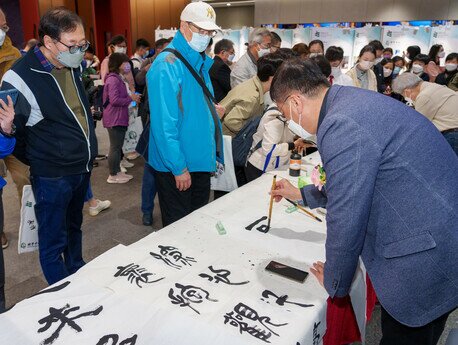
91, 85, 108, 121
231, 115, 263, 167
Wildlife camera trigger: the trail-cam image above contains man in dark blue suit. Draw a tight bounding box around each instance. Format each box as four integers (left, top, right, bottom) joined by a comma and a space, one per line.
270, 59, 458, 345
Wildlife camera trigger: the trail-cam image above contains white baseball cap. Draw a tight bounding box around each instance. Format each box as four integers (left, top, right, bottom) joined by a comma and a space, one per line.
181, 1, 221, 32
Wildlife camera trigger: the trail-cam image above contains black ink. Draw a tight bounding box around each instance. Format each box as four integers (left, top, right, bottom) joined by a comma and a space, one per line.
150, 245, 196, 270
313, 321, 321, 345
114, 263, 164, 288
96, 334, 138, 345
245, 216, 267, 231
168, 283, 218, 314
37, 304, 103, 345
261, 290, 314, 308
223, 303, 288, 343
199, 266, 249, 285
32, 281, 71, 298
256, 224, 270, 233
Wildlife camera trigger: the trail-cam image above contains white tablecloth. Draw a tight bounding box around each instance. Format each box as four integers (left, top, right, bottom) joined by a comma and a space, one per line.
0, 152, 367, 345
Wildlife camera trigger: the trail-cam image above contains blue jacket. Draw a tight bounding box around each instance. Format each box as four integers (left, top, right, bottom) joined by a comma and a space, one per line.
315, 85, 458, 327
0, 134, 15, 189
146, 31, 223, 175
1, 49, 97, 177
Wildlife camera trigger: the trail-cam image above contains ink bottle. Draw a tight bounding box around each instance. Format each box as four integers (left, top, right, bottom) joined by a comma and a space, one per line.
289, 150, 301, 177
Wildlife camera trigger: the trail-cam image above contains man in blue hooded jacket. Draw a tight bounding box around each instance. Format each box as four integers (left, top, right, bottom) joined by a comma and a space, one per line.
146, 2, 224, 226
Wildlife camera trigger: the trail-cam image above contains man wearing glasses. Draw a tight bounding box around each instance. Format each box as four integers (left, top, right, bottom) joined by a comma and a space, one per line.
1, 8, 97, 284
146, 2, 224, 227
230, 27, 272, 88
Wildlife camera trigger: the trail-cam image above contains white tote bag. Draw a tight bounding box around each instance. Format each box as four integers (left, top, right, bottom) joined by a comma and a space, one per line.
122, 108, 143, 154
211, 135, 238, 192
18, 185, 39, 254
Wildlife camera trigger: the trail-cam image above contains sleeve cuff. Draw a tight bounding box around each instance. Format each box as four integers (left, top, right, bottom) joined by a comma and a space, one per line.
300, 184, 328, 209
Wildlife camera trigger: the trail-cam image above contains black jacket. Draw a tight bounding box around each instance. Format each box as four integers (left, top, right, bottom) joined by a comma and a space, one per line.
1, 49, 97, 177
209, 56, 231, 103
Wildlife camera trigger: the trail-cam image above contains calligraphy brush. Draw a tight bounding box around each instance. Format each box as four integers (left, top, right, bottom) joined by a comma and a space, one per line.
285, 198, 322, 223
267, 175, 277, 230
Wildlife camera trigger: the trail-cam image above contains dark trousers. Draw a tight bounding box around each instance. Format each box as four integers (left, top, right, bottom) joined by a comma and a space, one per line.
32, 173, 90, 285
141, 163, 157, 215
244, 161, 264, 183
107, 126, 127, 175
155, 171, 210, 227
380, 306, 451, 345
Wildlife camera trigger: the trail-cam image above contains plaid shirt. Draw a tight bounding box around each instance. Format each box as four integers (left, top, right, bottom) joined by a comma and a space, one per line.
33, 45, 54, 73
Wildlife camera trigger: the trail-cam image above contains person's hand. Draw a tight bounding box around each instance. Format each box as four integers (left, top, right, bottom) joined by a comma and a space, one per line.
214, 103, 225, 119
175, 170, 191, 191
310, 261, 325, 287
131, 93, 141, 103
294, 138, 315, 154
270, 179, 302, 202
0, 96, 15, 134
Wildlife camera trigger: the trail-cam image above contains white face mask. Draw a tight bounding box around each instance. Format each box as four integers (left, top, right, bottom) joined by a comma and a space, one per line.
411, 64, 423, 74
114, 46, 127, 54
227, 53, 235, 62
258, 45, 270, 58
0, 30, 6, 47
331, 66, 341, 77
287, 99, 313, 139
403, 90, 414, 107
438, 51, 445, 59
359, 60, 374, 71
445, 63, 457, 72
383, 67, 392, 78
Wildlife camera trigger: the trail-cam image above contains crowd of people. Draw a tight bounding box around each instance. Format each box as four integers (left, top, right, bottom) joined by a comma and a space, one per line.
0, 2, 456, 344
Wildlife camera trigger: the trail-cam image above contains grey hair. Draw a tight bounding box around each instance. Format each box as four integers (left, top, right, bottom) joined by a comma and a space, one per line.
392, 73, 422, 94
248, 27, 271, 45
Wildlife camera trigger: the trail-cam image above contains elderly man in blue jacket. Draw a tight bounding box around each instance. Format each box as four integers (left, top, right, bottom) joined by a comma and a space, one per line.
270, 59, 458, 345
146, 2, 224, 226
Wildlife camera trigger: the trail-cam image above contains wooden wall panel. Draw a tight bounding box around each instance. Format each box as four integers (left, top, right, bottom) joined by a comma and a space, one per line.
154, 0, 171, 30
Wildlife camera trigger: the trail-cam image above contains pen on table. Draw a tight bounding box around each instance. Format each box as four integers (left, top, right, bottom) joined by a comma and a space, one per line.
267, 175, 277, 229
285, 198, 322, 223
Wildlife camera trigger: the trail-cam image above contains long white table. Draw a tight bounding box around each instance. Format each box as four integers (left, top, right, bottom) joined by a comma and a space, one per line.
0, 153, 367, 345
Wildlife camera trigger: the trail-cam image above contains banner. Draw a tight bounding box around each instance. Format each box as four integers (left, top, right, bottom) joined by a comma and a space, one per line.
382, 26, 431, 57
311, 27, 355, 68
430, 25, 458, 62
292, 28, 311, 46
353, 26, 383, 64
271, 28, 294, 48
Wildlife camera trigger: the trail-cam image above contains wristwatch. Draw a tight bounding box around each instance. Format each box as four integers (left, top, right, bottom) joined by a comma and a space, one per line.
0, 123, 16, 138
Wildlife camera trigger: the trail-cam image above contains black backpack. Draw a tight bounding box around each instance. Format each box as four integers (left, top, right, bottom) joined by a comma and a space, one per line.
230, 115, 263, 167
91, 85, 108, 121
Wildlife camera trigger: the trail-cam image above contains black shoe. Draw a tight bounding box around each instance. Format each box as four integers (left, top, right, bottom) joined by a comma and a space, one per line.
142, 213, 153, 226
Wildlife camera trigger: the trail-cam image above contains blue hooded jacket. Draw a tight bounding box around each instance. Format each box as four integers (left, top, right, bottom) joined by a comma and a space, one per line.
146, 31, 223, 176
0, 134, 15, 189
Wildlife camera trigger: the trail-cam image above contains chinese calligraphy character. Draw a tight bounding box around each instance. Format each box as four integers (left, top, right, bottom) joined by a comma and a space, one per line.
261, 290, 314, 308
313, 321, 321, 345
168, 283, 218, 314
245, 216, 270, 233
199, 266, 249, 285
223, 303, 288, 343
114, 263, 164, 288
32, 281, 71, 298
37, 304, 103, 345
28, 219, 37, 231
96, 334, 138, 345
150, 245, 196, 270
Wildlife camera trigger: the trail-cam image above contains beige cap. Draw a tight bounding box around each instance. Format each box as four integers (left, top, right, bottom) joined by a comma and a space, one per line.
181, 1, 221, 31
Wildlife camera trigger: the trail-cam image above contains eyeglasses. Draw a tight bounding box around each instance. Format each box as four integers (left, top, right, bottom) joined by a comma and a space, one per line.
0, 24, 9, 33
188, 22, 217, 38
56, 40, 90, 54
271, 45, 281, 52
